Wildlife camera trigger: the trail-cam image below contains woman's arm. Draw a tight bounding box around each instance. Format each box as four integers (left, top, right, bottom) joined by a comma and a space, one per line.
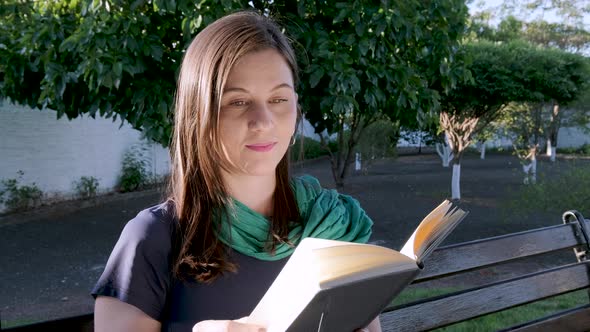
94, 296, 161, 332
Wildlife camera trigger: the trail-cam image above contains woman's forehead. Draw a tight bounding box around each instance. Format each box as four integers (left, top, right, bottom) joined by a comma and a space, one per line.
223, 49, 294, 91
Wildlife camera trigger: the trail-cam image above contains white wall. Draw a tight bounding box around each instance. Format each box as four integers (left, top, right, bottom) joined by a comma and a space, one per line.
0, 103, 170, 210
556, 127, 590, 148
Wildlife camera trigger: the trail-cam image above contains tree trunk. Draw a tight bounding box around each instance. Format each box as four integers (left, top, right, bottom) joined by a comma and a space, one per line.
547, 102, 561, 163
531, 154, 537, 184
451, 161, 461, 200
479, 140, 486, 160
546, 138, 551, 156
355, 152, 361, 171
436, 142, 453, 167
521, 146, 538, 185
435, 133, 454, 167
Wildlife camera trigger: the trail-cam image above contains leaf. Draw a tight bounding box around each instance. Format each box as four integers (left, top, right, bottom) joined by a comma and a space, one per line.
359, 38, 369, 56
194, 15, 203, 30
333, 8, 349, 24
102, 72, 113, 89
221, 0, 233, 10
350, 74, 361, 93
113, 62, 123, 78
130, 0, 144, 11
355, 22, 365, 37
310, 67, 325, 88
150, 44, 164, 61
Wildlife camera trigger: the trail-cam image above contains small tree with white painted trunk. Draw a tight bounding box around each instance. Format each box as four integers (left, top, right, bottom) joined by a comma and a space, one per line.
499, 102, 545, 184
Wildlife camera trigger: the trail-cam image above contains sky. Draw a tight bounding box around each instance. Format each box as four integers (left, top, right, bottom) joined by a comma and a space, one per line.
467, 0, 590, 28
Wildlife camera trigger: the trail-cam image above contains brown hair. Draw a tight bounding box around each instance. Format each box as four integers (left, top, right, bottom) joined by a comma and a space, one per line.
167, 11, 301, 283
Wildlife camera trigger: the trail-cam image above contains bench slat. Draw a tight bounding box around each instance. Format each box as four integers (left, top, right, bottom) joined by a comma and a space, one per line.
417, 220, 590, 281
381, 261, 590, 331
500, 304, 590, 332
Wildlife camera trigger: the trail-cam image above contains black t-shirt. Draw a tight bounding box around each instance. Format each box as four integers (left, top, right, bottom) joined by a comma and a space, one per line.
91, 203, 289, 332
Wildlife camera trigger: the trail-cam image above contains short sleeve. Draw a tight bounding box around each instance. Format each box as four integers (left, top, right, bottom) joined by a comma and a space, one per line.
91, 205, 173, 321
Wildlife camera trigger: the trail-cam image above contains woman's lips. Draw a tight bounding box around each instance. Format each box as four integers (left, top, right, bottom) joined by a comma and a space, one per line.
246, 142, 277, 152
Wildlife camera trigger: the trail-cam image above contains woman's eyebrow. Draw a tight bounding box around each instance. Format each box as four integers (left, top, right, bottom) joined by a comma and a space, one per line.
223, 83, 293, 94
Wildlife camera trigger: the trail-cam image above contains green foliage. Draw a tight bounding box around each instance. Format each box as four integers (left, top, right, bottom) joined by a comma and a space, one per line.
277, 0, 469, 185
1, 0, 469, 186
444, 40, 590, 117
73, 176, 99, 199
118, 144, 151, 193
503, 162, 590, 217
0, 171, 44, 213
0, 0, 248, 145
557, 144, 590, 156
290, 136, 337, 161
355, 119, 398, 163
497, 102, 545, 160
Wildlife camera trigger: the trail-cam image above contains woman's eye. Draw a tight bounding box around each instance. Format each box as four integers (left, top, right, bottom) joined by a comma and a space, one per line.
270, 98, 288, 104
230, 100, 248, 107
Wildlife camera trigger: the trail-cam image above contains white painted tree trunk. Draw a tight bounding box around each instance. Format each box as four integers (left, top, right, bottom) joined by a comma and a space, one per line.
355, 152, 361, 171
479, 142, 486, 160
531, 155, 537, 184
452, 164, 461, 200
550, 146, 556, 162
436, 142, 454, 167
522, 157, 537, 185
546, 138, 552, 156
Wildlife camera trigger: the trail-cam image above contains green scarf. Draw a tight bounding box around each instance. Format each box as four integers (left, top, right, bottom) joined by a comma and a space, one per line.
217, 175, 373, 260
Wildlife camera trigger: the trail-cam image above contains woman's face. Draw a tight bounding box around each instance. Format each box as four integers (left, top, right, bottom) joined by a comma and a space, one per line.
219, 49, 298, 177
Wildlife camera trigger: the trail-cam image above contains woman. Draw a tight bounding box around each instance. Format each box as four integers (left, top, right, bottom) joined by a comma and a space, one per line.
92, 10, 381, 332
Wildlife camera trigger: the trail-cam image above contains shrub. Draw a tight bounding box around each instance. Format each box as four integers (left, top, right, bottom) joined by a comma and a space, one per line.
354, 120, 398, 170
0, 171, 43, 213
502, 162, 590, 218
118, 144, 151, 192
558, 144, 590, 156
74, 176, 100, 199
290, 136, 338, 161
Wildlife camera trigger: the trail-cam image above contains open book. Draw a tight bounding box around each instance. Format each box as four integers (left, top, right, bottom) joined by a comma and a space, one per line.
248, 200, 468, 332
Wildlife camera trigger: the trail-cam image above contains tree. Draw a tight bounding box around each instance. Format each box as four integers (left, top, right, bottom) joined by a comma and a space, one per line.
1, 0, 469, 188
441, 41, 589, 197
276, 0, 469, 187
498, 102, 545, 184
0, 0, 249, 145
470, 1, 590, 161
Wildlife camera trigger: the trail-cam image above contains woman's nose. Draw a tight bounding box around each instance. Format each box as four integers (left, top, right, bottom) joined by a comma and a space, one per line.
248, 102, 274, 131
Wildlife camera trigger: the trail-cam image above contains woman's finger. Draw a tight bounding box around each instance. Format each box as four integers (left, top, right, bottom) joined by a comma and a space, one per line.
193, 319, 265, 332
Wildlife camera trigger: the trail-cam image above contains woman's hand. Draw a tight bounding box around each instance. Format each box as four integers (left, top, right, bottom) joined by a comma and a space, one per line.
193, 317, 266, 332
355, 316, 382, 332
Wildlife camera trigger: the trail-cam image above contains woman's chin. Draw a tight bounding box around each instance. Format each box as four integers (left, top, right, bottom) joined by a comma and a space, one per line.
240, 162, 280, 177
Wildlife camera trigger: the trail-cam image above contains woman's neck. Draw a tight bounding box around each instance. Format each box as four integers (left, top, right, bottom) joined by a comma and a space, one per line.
223, 173, 276, 217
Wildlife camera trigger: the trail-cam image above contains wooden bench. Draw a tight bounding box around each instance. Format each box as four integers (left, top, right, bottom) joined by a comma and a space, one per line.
3, 210, 589, 332
381, 210, 590, 331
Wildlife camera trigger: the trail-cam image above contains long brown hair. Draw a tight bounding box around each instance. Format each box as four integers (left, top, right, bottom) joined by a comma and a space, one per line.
168, 11, 301, 283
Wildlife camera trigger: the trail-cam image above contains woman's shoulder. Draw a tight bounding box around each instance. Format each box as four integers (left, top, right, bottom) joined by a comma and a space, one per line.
120, 201, 176, 246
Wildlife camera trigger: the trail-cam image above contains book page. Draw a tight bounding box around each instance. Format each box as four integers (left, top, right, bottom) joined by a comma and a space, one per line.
314, 244, 417, 289
400, 200, 468, 264
249, 238, 420, 331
